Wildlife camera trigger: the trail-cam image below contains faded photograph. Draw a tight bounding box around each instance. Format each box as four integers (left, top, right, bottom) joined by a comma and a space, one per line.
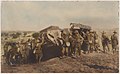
1, 1, 119, 73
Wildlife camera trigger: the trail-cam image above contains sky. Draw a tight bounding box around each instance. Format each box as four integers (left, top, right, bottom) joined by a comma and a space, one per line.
1, 1, 119, 31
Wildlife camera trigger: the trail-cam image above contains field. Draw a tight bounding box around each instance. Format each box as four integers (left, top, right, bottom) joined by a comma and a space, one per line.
1, 51, 119, 73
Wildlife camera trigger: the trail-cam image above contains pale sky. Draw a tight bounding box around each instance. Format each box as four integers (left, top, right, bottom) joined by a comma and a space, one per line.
2, 1, 119, 31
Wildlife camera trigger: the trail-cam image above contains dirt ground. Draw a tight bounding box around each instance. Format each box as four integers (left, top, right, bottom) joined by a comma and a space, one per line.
1, 51, 119, 73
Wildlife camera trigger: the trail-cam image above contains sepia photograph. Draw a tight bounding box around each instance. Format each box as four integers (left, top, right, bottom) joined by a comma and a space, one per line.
1, 1, 119, 73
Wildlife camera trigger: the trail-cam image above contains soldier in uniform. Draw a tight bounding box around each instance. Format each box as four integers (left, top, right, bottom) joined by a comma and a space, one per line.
30, 38, 37, 63
3, 42, 9, 57
101, 31, 110, 53
24, 39, 31, 64
4, 42, 12, 65
74, 30, 83, 56
88, 30, 95, 53
19, 39, 29, 64
61, 30, 69, 56
69, 34, 76, 56
94, 31, 100, 52
15, 42, 22, 65
69, 34, 75, 56
34, 43, 41, 63
9, 42, 18, 65
82, 30, 90, 54
111, 31, 118, 54
34, 37, 44, 63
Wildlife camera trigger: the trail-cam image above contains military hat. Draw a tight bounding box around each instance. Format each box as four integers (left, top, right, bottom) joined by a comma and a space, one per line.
61, 30, 63, 32
90, 30, 93, 33
74, 30, 79, 34
113, 31, 117, 33
102, 31, 106, 34
86, 31, 89, 34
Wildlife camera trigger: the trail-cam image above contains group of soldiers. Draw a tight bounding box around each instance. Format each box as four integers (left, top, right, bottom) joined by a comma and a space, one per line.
3, 28, 118, 66
102, 31, 118, 53
3, 36, 44, 65
60, 28, 118, 57
60, 29, 98, 57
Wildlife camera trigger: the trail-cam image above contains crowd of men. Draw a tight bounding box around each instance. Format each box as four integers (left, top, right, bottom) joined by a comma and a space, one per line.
3, 27, 118, 66
60, 28, 118, 57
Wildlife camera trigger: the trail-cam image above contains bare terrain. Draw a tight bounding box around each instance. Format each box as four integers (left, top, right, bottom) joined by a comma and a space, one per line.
1, 51, 119, 73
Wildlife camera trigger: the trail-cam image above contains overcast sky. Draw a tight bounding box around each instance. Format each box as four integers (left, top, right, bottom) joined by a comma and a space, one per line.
2, 1, 119, 31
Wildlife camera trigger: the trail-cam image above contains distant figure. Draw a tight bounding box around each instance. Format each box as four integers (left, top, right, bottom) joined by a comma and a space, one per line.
101, 31, 110, 53
111, 31, 118, 54
94, 31, 100, 52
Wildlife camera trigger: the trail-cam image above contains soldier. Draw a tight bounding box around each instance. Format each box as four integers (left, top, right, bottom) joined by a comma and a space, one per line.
15, 42, 22, 65
19, 40, 28, 64
3, 42, 9, 57
88, 30, 95, 53
5, 42, 12, 65
82, 30, 90, 54
34, 37, 44, 63
30, 38, 37, 63
69, 34, 76, 56
101, 31, 110, 53
111, 31, 118, 54
74, 30, 83, 56
28, 38, 35, 64
24, 39, 32, 64
68, 34, 74, 56
60, 30, 65, 56
9, 43, 18, 65
34, 43, 41, 63
94, 31, 100, 52
61, 30, 69, 56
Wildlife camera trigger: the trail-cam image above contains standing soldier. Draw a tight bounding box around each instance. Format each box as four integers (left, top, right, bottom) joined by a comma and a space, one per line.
111, 31, 118, 54
34, 37, 44, 63
82, 30, 90, 54
5, 42, 12, 65
28, 38, 35, 64
101, 31, 110, 53
20, 40, 27, 64
34, 43, 41, 63
31, 38, 38, 63
88, 30, 95, 53
3, 42, 9, 57
74, 30, 83, 56
61, 30, 66, 56
61, 31, 70, 56
94, 31, 100, 52
70, 35, 76, 56
24, 39, 31, 64
15, 42, 22, 65
9, 43, 18, 65
69, 34, 75, 56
